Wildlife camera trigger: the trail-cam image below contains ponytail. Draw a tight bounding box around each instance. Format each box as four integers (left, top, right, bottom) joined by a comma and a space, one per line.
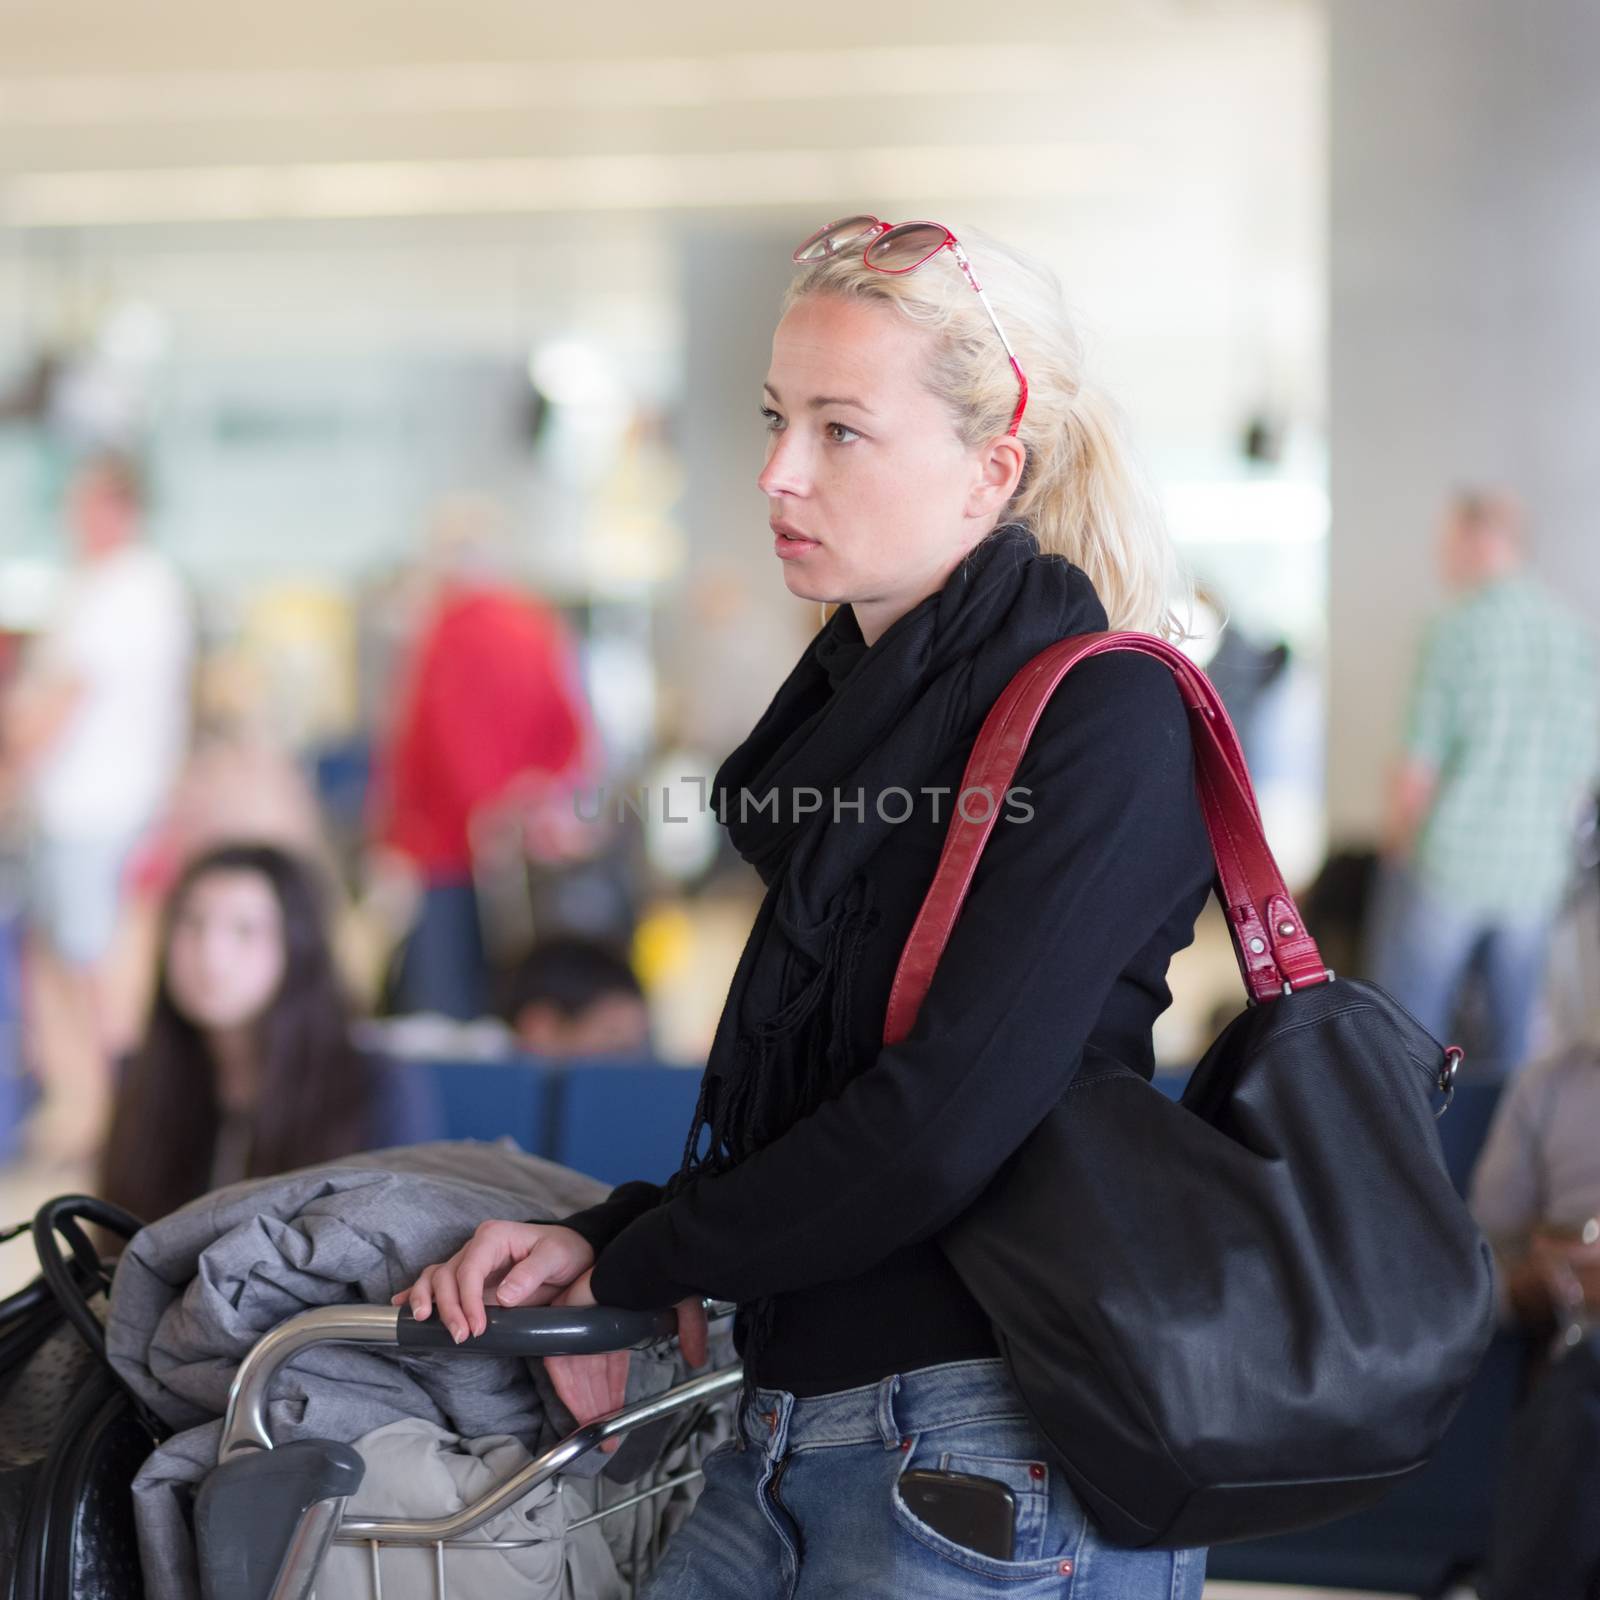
1015, 384, 1190, 641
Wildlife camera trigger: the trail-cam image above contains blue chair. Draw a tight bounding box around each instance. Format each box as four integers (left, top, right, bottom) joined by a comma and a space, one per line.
416, 1059, 552, 1154
1151, 1070, 1186, 1103
549, 1062, 706, 1188
311, 738, 373, 831
0, 908, 35, 1163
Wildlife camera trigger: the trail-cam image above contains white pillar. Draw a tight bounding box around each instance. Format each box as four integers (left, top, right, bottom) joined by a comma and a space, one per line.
1328, 0, 1600, 840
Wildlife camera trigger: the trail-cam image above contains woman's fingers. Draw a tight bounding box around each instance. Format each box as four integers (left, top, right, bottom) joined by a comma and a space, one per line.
498, 1234, 571, 1305
385, 1225, 598, 1336
546, 1350, 631, 1453
453, 1232, 511, 1338
430, 1264, 469, 1344
492, 1273, 563, 1309
404, 1268, 435, 1323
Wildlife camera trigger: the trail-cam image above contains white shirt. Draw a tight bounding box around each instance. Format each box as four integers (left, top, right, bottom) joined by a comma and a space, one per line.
30, 544, 193, 836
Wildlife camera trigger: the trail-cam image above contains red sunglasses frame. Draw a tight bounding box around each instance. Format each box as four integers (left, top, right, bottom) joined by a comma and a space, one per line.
793, 214, 1029, 437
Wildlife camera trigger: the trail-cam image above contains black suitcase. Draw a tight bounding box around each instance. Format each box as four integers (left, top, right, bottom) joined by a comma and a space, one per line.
0, 1197, 159, 1600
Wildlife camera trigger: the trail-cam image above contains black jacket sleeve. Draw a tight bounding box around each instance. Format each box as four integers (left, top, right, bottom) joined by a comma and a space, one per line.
557, 1180, 663, 1257
590, 654, 1216, 1310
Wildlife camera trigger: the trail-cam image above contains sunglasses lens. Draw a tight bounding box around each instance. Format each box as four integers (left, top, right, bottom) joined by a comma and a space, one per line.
794, 215, 881, 263
865, 223, 949, 272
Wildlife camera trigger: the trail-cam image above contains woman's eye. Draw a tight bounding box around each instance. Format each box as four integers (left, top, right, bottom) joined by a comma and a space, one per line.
825, 421, 860, 444
759, 406, 784, 432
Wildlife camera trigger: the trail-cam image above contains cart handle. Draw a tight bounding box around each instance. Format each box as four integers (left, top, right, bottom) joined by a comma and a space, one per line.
396, 1304, 678, 1355
220, 1303, 679, 1459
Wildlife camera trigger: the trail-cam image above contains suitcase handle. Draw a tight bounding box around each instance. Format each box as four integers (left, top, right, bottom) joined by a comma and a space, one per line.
31, 1194, 146, 1360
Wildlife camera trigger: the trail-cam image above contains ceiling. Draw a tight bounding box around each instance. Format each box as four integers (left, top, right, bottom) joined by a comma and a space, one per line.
1, 0, 1301, 73
0, 1, 1321, 229
0, 0, 1326, 466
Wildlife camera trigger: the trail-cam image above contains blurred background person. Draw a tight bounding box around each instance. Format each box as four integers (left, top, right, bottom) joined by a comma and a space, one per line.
1470, 1001, 1600, 1345
98, 841, 431, 1225
365, 495, 600, 1021
1523, 792, 1600, 1062
503, 933, 653, 1059
1367, 488, 1600, 1073
1183, 581, 1292, 775
1469, 940, 1600, 1600
0, 452, 193, 1161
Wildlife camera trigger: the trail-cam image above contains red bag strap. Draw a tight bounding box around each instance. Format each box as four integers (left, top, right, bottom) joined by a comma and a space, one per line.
883, 631, 1330, 1047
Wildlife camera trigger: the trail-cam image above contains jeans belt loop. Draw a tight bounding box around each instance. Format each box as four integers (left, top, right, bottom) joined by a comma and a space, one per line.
876, 1372, 903, 1450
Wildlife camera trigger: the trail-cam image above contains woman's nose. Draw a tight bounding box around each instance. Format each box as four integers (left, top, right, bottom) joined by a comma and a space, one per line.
757, 432, 808, 499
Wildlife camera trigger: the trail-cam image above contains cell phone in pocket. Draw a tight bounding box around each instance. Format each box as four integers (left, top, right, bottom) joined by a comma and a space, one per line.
898, 1468, 1017, 1560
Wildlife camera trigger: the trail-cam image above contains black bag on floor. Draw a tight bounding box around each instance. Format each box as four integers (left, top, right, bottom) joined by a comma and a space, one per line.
0, 1197, 159, 1600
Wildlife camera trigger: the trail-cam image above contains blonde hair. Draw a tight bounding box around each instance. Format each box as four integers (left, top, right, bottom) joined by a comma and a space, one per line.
784, 225, 1189, 641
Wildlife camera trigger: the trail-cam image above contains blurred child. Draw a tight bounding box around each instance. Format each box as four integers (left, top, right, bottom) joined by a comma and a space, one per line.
503, 934, 651, 1059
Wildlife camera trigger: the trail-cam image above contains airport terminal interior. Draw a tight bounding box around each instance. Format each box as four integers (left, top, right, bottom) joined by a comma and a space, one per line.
0, 2, 1597, 1597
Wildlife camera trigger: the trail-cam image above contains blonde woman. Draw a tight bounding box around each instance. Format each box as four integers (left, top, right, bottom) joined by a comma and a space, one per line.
399, 216, 1213, 1595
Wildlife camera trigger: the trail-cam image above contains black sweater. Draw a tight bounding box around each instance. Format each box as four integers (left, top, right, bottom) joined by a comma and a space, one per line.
564, 645, 1216, 1396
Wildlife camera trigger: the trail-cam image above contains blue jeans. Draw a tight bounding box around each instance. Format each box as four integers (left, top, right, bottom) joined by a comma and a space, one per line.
642, 1358, 1207, 1599
1366, 863, 1553, 1073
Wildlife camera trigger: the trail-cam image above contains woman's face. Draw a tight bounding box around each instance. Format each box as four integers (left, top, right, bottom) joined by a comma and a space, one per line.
166, 870, 287, 1034
758, 294, 1019, 643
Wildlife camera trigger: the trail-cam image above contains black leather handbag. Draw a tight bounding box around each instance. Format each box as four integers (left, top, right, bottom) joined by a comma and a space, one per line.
0, 1197, 158, 1600
883, 632, 1498, 1550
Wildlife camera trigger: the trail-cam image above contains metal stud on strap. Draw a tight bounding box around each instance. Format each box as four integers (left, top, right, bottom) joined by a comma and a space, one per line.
1281, 967, 1335, 996
1436, 1046, 1464, 1118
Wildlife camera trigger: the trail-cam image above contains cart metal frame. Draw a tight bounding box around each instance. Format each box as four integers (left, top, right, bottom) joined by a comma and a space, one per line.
198, 1303, 741, 1600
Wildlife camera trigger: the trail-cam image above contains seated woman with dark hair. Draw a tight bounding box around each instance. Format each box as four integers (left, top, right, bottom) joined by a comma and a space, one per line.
100, 842, 432, 1224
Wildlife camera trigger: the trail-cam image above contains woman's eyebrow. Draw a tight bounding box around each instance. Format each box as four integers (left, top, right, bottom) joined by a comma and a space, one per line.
762, 382, 875, 415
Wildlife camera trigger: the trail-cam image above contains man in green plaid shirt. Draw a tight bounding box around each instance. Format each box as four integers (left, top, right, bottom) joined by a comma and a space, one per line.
1368, 490, 1600, 1071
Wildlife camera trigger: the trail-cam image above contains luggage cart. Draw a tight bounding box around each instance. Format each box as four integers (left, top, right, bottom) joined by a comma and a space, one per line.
195, 1302, 742, 1600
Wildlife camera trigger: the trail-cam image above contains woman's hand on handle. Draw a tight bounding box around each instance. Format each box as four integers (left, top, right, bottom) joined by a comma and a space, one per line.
390, 1221, 594, 1343
544, 1269, 712, 1453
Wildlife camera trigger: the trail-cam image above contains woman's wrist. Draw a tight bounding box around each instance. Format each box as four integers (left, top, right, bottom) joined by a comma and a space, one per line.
552, 1211, 612, 1261
554, 1180, 664, 1261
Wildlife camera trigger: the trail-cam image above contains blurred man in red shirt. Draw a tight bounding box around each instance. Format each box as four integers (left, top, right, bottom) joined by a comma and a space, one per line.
368, 498, 596, 1018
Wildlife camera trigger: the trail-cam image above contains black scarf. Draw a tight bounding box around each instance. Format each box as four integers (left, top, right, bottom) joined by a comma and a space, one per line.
670, 524, 1107, 1212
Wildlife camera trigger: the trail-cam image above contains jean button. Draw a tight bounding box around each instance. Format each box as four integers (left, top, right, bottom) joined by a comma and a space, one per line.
1029, 1463, 1045, 1481
1059, 1559, 1074, 1576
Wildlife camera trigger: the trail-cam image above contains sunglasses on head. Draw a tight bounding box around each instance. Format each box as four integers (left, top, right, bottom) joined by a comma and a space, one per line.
792, 214, 1029, 437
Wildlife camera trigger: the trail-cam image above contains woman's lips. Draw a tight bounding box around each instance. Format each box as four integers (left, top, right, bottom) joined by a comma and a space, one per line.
772, 524, 821, 560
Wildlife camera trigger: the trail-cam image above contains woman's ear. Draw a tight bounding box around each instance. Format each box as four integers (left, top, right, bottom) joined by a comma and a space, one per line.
966, 434, 1028, 521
